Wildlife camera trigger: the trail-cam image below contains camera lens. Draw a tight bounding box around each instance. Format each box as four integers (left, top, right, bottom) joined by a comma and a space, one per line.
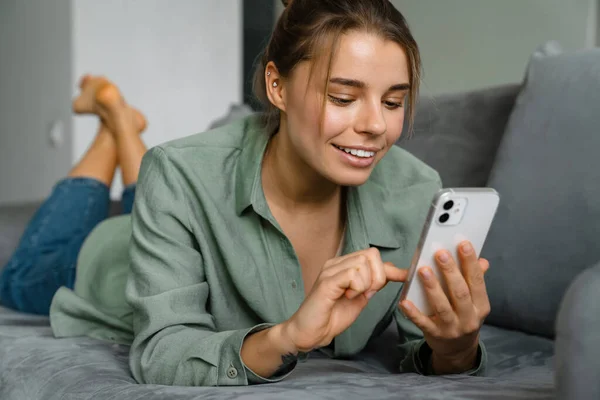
439, 213, 450, 223
443, 200, 454, 210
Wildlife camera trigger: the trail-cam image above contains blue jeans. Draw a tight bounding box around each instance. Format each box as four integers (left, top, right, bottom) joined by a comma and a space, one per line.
0, 177, 136, 315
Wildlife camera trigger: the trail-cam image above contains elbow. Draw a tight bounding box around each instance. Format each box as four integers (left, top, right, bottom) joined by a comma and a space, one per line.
129, 347, 176, 386
130, 353, 176, 386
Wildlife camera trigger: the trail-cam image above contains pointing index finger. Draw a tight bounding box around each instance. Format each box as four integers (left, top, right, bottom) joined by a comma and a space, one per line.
384, 262, 408, 282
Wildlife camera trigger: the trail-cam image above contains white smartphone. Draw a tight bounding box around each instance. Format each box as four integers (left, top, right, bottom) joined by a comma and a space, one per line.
399, 188, 500, 316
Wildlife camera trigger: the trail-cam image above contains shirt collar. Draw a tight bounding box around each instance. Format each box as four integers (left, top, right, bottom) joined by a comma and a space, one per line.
234, 116, 270, 216
346, 183, 403, 250
234, 115, 402, 250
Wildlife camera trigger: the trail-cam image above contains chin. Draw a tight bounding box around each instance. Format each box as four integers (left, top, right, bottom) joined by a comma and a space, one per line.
327, 168, 373, 187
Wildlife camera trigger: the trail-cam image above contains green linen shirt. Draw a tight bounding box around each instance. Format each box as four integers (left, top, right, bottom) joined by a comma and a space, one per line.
49, 115, 486, 387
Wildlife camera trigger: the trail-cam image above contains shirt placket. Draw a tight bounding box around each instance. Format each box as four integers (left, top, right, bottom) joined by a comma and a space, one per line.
278, 235, 305, 318
258, 213, 305, 322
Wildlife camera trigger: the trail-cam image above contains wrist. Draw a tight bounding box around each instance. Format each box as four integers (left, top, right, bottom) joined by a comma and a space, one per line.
269, 323, 299, 357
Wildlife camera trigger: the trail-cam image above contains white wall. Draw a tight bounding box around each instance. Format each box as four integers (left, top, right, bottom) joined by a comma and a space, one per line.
0, 0, 73, 205
390, 0, 596, 95
72, 0, 242, 198
593, 0, 600, 46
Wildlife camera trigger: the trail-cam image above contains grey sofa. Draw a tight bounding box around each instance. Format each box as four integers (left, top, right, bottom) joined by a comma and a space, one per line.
1, 45, 599, 399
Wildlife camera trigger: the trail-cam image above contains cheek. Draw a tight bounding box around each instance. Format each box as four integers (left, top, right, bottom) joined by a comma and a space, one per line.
385, 111, 405, 144
322, 105, 351, 139
375, 112, 405, 161
320, 103, 357, 144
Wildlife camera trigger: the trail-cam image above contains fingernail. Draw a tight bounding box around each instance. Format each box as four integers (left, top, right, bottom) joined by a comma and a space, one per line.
461, 242, 473, 255
400, 301, 413, 312
420, 268, 432, 280
437, 251, 450, 264
366, 290, 376, 299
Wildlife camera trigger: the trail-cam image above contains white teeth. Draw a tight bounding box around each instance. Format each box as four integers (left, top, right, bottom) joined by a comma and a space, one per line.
335, 145, 375, 158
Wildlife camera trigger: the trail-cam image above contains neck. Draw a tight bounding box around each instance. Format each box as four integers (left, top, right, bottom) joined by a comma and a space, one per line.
262, 129, 342, 213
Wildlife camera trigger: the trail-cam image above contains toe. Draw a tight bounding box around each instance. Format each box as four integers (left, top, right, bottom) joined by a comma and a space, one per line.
133, 109, 147, 133
78, 74, 92, 89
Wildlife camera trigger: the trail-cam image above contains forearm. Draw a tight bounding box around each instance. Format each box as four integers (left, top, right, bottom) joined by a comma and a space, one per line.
241, 323, 298, 379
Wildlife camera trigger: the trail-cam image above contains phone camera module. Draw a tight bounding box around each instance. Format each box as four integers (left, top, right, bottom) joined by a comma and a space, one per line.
443, 200, 454, 210
439, 213, 450, 223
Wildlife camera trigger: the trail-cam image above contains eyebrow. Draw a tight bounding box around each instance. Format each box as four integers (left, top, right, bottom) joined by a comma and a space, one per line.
329, 77, 410, 92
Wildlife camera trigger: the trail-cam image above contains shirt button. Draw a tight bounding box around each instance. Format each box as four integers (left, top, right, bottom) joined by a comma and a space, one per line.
226, 366, 238, 379
291, 280, 297, 290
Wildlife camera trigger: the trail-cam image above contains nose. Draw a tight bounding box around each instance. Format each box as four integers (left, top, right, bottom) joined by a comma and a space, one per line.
356, 100, 387, 136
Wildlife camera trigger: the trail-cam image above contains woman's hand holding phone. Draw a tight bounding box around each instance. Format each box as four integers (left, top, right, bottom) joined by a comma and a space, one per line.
400, 241, 491, 374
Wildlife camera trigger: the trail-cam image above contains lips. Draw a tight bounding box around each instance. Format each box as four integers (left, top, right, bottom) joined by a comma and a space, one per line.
332, 144, 378, 168
332, 144, 378, 158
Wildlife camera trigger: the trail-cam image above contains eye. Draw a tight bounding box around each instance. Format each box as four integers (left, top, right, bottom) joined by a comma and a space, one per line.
384, 100, 403, 110
328, 95, 353, 106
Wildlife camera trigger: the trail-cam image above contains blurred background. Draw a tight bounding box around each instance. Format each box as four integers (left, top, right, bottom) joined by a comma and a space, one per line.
0, 0, 598, 205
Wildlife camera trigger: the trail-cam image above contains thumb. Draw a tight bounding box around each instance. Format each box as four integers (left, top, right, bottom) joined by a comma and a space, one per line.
384, 262, 408, 282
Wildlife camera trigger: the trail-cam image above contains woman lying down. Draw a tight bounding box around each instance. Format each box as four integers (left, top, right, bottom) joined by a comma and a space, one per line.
0, 0, 491, 387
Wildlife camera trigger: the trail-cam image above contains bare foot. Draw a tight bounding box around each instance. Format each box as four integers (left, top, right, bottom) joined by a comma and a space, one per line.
72, 75, 115, 115
72, 75, 147, 134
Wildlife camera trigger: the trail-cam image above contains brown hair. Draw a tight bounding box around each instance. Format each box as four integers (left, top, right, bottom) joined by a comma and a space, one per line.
253, 0, 422, 135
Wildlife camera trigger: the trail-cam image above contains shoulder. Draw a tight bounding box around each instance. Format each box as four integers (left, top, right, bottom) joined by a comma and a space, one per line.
138, 115, 262, 181
156, 115, 259, 157
135, 115, 266, 215
369, 145, 442, 192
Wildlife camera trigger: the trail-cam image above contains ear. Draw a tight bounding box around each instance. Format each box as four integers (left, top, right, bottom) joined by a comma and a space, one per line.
265, 62, 287, 113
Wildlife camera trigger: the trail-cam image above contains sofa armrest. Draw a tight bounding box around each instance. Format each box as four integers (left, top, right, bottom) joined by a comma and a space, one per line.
555, 261, 600, 400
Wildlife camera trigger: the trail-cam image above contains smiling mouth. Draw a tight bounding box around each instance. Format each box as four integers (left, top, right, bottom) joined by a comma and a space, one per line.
332, 144, 376, 158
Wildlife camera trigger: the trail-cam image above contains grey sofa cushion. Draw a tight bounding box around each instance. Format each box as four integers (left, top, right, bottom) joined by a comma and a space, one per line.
483, 46, 600, 338
0, 305, 554, 400
397, 84, 520, 187
555, 261, 600, 400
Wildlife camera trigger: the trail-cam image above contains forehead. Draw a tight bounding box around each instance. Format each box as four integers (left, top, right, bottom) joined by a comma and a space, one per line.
328, 31, 409, 86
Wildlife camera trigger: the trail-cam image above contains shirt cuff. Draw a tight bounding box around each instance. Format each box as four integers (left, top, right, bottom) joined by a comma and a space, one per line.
227, 323, 298, 385
400, 339, 487, 376
420, 339, 487, 376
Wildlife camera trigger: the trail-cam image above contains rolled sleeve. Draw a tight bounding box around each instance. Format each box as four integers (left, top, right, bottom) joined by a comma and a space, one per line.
399, 338, 487, 376
239, 324, 298, 384
220, 323, 294, 385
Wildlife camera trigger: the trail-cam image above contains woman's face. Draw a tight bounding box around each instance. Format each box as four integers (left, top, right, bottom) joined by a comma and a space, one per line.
282, 30, 410, 187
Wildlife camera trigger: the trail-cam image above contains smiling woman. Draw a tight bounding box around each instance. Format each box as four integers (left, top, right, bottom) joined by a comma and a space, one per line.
43, 0, 490, 389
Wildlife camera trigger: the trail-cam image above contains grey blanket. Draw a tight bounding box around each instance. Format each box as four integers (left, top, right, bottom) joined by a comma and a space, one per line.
0, 306, 554, 399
